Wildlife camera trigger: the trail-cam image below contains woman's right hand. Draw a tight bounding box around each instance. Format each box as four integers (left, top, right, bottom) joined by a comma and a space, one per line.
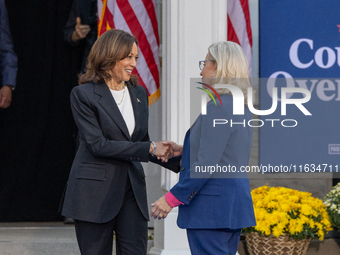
150, 141, 173, 161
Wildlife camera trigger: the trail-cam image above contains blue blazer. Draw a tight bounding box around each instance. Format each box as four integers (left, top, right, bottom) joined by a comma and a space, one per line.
170, 94, 256, 229
0, 0, 17, 87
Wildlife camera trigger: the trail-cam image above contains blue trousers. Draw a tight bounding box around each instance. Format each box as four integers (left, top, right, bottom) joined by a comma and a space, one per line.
187, 228, 241, 255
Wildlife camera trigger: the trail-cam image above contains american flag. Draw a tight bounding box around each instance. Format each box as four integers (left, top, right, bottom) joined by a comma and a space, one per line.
227, 0, 253, 76
98, 0, 160, 105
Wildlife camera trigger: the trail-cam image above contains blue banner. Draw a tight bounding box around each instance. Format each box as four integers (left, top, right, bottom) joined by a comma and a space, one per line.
259, 0, 340, 172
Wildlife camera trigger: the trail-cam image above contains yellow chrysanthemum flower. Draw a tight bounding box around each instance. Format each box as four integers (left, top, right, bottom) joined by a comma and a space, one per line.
244, 185, 333, 240
300, 204, 312, 216
272, 226, 283, 237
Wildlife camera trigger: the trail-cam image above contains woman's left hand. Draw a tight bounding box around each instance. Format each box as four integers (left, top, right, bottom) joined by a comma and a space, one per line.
150, 196, 173, 220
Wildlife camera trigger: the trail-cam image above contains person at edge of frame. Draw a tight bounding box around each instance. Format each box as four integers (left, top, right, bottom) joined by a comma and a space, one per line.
0, 0, 18, 109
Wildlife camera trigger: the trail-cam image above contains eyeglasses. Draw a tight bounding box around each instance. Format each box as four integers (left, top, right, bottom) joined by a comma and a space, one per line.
199, 60, 214, 70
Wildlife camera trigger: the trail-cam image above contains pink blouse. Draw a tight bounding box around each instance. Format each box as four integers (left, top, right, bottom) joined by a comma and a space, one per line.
165, 191, 184, 207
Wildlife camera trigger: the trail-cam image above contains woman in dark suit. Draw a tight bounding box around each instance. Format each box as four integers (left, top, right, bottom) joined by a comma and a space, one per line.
61, 29, 172, 255
151, 41, 256, 255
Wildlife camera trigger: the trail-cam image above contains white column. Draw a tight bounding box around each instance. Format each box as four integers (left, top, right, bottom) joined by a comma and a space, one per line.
149, 0, 227, 254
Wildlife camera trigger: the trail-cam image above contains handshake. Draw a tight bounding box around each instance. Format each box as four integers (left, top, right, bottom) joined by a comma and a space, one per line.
149, 141, 183, 162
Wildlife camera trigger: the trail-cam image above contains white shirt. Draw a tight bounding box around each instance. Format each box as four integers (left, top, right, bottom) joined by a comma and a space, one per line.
110, 86, 135, 136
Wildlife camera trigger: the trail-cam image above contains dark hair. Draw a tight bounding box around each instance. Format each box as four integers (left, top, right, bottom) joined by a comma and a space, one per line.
79, 29, 139, 85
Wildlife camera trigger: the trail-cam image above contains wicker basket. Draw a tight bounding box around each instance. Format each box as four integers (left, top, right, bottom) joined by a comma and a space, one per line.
244, 232, 311, 255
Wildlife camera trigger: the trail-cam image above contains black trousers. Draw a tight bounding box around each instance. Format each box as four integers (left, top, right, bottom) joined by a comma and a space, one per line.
74, 176, 148, 255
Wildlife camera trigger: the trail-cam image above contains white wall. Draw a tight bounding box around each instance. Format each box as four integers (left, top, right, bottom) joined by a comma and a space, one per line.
149, 1, 228, 254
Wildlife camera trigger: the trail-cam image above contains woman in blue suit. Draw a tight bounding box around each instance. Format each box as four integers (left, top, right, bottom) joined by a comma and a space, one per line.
151, 41, 256, 255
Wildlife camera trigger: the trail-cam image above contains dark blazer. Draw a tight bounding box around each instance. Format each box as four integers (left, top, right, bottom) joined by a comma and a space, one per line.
170, 94, 256, 229
61, 81, 152, 223
0, 0, 17, 87
64, 0, 97, 72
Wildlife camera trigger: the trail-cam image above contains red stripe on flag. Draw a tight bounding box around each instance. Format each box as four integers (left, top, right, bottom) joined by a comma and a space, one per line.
106, 8, 115, 28
134, 69, 150, 96
116, 0, 159, 88
141, 0, 160, 46
227, 16, 240, 45
227, 0, 253, 76
239, 0, 252, 47
100, 7, 115, 35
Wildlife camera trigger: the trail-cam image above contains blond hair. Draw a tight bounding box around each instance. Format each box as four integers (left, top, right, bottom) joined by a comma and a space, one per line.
207, 41, 251, 105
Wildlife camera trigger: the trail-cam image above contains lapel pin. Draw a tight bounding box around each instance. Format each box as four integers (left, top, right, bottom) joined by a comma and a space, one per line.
137, 98, 141, 103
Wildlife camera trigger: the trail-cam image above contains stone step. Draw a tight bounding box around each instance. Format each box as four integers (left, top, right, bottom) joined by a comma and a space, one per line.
0, 222, 154, 255
2, 222, 339, 255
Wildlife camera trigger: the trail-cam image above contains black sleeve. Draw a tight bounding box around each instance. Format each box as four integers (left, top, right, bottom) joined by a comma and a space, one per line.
150, 156, 181, 173
64, 0, 80, 46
